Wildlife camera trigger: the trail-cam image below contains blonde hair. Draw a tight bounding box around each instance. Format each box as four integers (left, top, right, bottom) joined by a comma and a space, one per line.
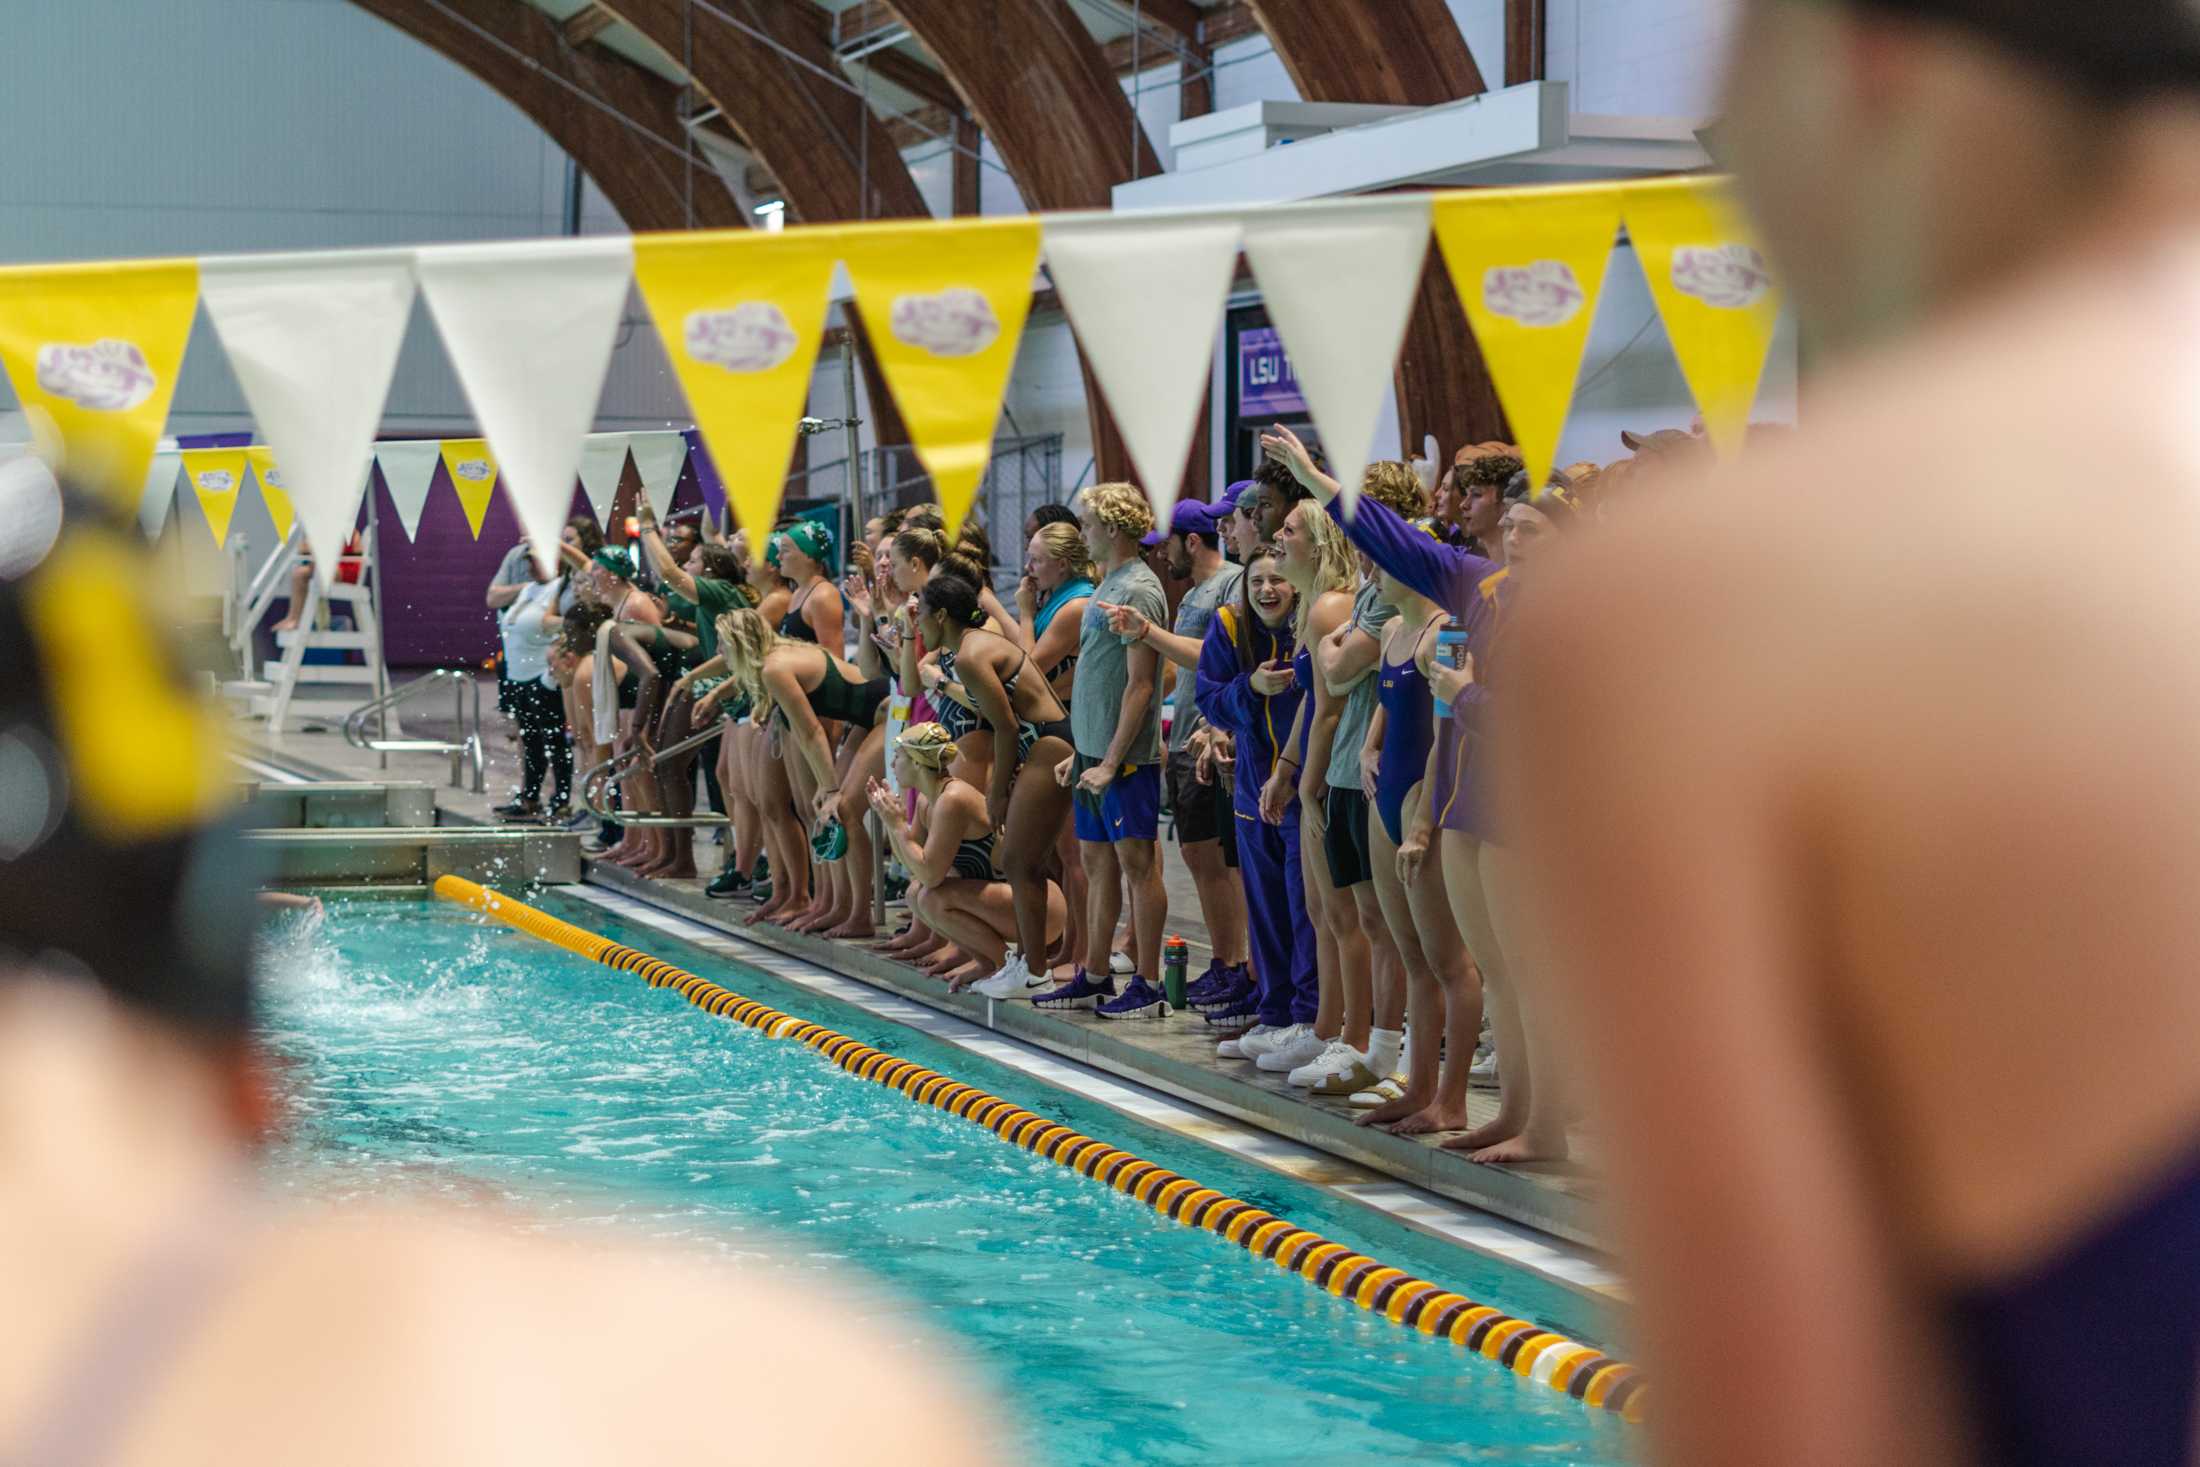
1077, 481, 1154, 542
1362, 460, 1429, 521
896, 720, 959, 777
1289, 501, 1358, 643
1032, 521, 1093, 582
714, 607, 779, 711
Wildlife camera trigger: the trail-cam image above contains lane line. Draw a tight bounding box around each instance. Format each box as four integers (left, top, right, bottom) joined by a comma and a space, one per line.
437, 875, 1645, 1426
562, 882, 1623, 1299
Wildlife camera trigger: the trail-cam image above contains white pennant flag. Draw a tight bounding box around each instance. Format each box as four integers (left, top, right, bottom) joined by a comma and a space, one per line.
576, 433, 630, 525
138, 449, 181, 540
1241, 197, 1432, 514
1043, 213, 1242, 523
200, 250, 415, 592
417, 237, 635, 576
375, 439, 443, 541
628, 431, 688, 521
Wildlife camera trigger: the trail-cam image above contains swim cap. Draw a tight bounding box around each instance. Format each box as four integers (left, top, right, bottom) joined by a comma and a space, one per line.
590, 548, 631, 582
1840, 0, 2200, 94
778, 520, 834, 566
0, 486, 255, 1037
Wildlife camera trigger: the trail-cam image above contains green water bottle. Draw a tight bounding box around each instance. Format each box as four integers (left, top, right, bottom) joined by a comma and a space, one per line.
1162, 935, 1189, 1009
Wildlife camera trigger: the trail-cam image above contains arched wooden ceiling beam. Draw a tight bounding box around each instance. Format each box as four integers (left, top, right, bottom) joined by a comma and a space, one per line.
880, 0, 1199, 498
347, 0, 744, 232
592, 0, 945, 462
1247, 0, 1508, 455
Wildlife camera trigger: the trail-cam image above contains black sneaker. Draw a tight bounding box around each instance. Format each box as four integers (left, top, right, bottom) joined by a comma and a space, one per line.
492, 799, 540, 821
704, 869, 752, 901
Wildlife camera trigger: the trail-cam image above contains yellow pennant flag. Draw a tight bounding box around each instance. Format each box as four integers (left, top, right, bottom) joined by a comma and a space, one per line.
0, 258, 198, 511
1625, 178, 1782, 456
243, 445, 295, 543
633, 229, 840, 539
837, 217, 1042, 537
440, 438, 499, 539
1434, 185, 1624, 498
181, 447, 248, 548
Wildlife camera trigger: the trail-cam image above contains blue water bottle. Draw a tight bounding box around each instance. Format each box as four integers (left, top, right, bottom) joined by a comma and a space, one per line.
1432, 627, 1468, 718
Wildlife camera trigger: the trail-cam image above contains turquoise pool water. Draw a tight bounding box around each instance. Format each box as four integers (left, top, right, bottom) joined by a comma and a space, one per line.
256, 895, 1630, 1466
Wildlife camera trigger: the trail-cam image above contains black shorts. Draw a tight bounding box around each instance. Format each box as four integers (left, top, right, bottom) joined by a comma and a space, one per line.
1321, 784, 1374, 889
1166, 747, 1231, 846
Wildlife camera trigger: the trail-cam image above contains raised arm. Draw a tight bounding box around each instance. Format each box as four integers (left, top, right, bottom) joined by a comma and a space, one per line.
635, 505, 699, 601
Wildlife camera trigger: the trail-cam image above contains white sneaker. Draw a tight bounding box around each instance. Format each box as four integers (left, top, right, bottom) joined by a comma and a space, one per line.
1469, 1044, 1500, 1089
1237, 1022, 1305, 1061
1109, 950, 1135, 977
1288, 1039, 1365, 1088
974, 949, 1051, 1000
1256, 1025, 1328, 1073
1218, 1024, 1281, 1060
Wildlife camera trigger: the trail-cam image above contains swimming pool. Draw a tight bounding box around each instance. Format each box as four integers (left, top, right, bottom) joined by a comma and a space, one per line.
257, 893, 1631, 1466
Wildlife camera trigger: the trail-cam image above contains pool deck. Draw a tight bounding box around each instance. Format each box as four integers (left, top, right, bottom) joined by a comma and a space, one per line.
233, 682, 1607, 1250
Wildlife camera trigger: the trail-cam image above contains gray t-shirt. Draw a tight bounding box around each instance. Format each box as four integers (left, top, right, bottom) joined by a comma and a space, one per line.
1168, 562, 1244, 752
493, 542, 533, 587
1326, 580, 1397, 787
1072, 558, 1170, 765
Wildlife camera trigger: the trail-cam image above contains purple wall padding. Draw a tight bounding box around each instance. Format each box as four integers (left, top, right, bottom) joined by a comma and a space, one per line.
373, 449, 708, 669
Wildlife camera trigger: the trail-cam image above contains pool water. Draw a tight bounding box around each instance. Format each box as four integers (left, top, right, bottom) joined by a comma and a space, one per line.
256, 894, 1631, 1467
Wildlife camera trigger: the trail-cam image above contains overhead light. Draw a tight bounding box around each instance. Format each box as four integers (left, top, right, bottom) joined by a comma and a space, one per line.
753, 198, 786, 233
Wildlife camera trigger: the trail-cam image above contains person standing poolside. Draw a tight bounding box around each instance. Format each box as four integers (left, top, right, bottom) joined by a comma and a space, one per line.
1101, 499, 1250, 1006
1496, 3, 2200, 1465
1193, 545, 1317, 1051
1040, 483, 1171, 1019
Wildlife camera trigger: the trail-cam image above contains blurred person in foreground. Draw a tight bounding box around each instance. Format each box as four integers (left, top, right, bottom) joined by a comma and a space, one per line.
0, 486, 1001, 1466
1496, 3, 2200, 1465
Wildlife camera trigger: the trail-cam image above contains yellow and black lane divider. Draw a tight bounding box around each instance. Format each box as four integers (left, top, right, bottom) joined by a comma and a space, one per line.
432, 876, 1645, 1423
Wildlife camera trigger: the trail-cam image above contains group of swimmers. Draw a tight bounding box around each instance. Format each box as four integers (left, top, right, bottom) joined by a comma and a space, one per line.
490, 427, 1714, 1168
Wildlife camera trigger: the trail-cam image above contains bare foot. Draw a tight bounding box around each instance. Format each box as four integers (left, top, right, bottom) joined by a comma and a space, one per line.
642, 859, 698, 881
1355, 1088, 1433, 1128
943, 962, 987, 991
1438, 1116, 1523, 1152
1386, 1104, 1471, 1137
271, 617, 299, 633
822, 918, 875, 940
1467, 1133, 1569, 1165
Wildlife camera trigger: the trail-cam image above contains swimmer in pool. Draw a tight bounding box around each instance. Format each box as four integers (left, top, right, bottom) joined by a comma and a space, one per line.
0, 502, 1005, 1467
1494, 2, 2200, 1464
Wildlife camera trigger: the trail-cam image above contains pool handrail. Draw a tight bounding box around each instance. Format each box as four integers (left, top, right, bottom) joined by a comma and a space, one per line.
580, 721, 730, 827
343, 669, 485, 794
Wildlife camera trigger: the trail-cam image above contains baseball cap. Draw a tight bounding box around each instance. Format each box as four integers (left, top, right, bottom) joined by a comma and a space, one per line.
1142, 499, 1222, 548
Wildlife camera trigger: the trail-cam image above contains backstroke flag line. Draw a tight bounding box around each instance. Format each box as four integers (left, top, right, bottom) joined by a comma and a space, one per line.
1043, 212, 1242, 525
200, 251, 414, 589
1433, 186, 1625, 499
418, 237, 635, 575
632, 229, 838, 537
1624, 176, 1783, 457
839, 216, 1042, 539
1240, 198, 1431, 516
0, 258, 198, 512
